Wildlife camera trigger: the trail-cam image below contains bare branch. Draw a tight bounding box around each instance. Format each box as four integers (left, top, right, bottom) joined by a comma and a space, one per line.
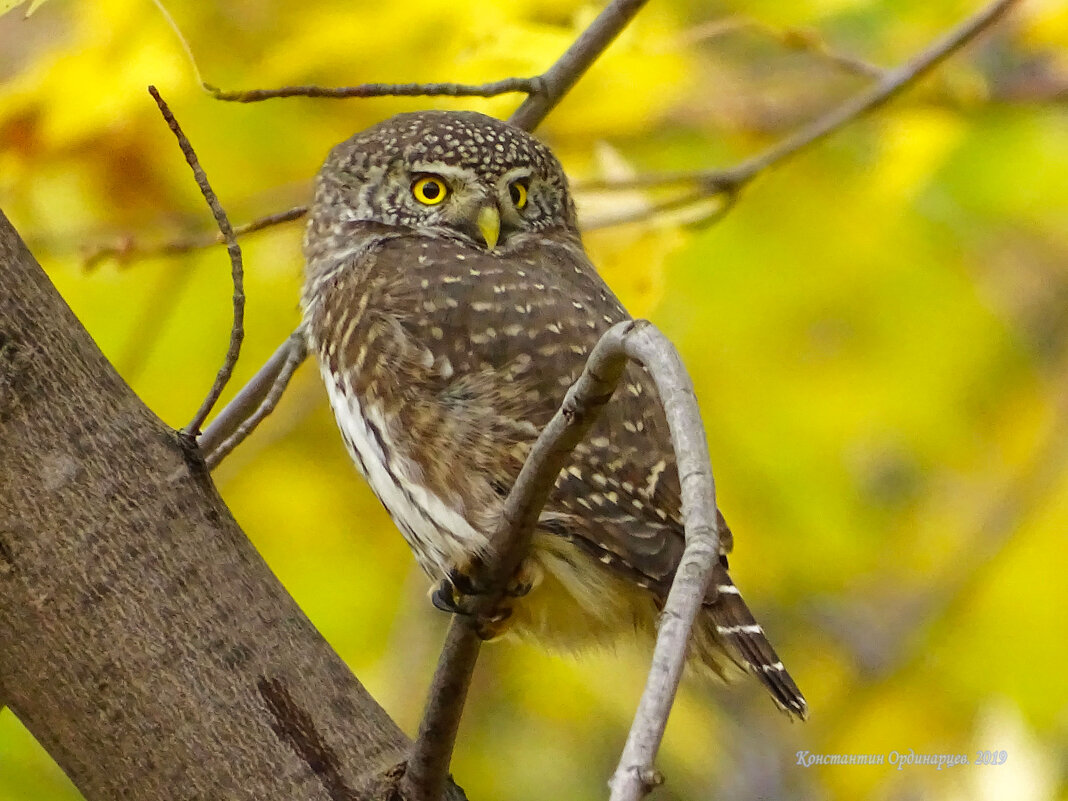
198, 327, 307, 459
672, 16, 886, 79
402, 617, 482, 801
574, 0, 1020, 226
402, 321, 723, 801
403, 320, 636, 801
719, 0, 1019, 188
606, 324, 721, 801
206, 78, 542, 104
83, 206, 307, 270
203, 330, 308, 469
91, 0, 1021, 266
580, 187, 738, 231
508, 0, 652, 131
148, 86, 246, 439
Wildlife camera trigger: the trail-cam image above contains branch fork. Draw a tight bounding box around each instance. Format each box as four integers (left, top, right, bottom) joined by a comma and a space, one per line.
401, 320, 724, 801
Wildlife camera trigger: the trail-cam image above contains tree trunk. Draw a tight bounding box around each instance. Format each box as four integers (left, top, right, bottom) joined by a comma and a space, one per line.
0, 209, 466, 801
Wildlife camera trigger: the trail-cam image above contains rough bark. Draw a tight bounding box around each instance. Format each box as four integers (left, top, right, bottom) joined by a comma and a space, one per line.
0, 208, 466, 801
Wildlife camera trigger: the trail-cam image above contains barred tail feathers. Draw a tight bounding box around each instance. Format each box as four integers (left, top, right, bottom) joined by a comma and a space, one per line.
695, 563, 808, 720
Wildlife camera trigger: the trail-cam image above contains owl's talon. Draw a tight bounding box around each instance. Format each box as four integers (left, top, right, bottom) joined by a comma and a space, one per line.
446, 563, 483, 596
430, 578, 465, 614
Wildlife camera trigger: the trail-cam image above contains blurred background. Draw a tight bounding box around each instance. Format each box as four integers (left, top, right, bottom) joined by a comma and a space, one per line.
1, 0, 1066, 798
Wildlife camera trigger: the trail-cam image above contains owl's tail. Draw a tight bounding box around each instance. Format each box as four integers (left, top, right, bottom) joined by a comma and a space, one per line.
693, 562, 808, 720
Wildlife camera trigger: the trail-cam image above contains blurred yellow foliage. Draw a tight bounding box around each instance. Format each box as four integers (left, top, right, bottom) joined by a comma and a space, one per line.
2, 1, 1067, 800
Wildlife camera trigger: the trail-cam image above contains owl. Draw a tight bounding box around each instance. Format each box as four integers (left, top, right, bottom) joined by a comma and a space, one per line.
300, 109, 806, 719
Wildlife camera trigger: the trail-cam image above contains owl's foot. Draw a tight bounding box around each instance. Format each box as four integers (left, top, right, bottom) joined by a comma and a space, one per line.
443, 555, 539, 600
429, 557, 541, 640
428, 579, 514, 640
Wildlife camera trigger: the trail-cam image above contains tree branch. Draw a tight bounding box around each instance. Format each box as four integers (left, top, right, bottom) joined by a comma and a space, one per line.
206, 77, 543, 104
507, 0, 651, 131
96, 0, 1018, 266
402, 321, 723, 801
203, 328, 309, 469
575, 0, 1020, 222
605, 324, 721, 801
0, 209, 467, 801
83, 205, 308, 270
147, 86, 246, 438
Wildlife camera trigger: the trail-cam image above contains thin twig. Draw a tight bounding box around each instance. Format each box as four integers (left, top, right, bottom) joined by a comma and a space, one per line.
203, 330, 308, 469
580, 187, 737, 231
508, 0, 651, 131
671, 17, 886, 79
100, 0, 1018, 267
86, 0, 651, 266
720, 0, 1019, 188
206, 77, 542, 104
148, 85, 245, 439
84, 206, 307, 270
573, 0, 1019, 223
198, 328, 307, 459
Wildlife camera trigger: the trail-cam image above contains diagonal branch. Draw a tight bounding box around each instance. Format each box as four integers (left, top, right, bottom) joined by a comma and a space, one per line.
574, 0, 1020, 228
202, 329, 309, 469
507, 0, 651, 131
401, 320, 723, 801
148, 86, 246, 439
199, 327, 307, 461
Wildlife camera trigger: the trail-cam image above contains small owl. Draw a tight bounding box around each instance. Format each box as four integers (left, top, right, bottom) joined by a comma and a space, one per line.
301, 110, 806, 719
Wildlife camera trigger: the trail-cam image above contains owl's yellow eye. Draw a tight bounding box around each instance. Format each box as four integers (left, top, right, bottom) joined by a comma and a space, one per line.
509, 180, 528, 210
412, 176, 448, 205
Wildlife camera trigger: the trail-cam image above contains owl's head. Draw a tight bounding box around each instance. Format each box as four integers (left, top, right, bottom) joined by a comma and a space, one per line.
308, 110, 579, 256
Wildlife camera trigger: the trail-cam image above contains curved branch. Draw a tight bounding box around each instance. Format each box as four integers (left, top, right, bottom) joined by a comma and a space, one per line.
606, 324, 720, 801
83, 206, 307, 270
402, 320, 723, 801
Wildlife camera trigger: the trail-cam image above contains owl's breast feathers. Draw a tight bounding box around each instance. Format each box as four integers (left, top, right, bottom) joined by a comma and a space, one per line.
304, 227, 807, 719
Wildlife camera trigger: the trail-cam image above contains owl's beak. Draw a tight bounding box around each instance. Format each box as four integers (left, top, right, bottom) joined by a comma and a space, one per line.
476, 205, 501, 251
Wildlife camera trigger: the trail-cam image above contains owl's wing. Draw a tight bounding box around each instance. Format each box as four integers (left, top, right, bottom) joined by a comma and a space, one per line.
329, 233, 735, 593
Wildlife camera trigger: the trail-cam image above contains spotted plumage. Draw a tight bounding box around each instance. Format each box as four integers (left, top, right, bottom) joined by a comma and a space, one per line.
302, 110, 807, 719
